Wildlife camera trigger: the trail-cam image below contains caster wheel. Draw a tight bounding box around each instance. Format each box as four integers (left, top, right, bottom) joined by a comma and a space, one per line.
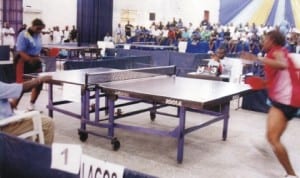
116, 108, 122, 116
78, 131, 88, 142
111, 138, 120, 151
150, 112, 156, 121
90, 103, 95, 112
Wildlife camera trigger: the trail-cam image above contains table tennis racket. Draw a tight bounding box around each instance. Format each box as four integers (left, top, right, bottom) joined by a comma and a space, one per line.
244, 76, 265, 90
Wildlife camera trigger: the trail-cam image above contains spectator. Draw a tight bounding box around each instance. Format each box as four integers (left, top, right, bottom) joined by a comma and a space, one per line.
70, 25, 78, 42
104, 32, 113, 42
0, 76, 54, 145
1, 22, 15, 53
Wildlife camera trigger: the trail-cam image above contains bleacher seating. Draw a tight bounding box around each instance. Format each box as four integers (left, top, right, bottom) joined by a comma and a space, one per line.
186, 41, 209, 53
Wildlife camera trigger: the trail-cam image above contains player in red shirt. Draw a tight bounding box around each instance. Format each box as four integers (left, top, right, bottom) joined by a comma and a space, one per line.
241, 30, 299, 178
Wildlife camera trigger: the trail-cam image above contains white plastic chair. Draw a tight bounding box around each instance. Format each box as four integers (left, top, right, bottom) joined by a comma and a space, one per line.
0, 111, 44, 144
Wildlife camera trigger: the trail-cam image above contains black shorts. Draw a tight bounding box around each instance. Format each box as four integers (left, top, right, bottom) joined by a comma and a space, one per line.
24, 60, 42, 74
270, 100, 298, 120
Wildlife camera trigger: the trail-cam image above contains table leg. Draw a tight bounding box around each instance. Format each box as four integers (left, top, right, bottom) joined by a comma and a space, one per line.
95, 88, 100, 122
222, 102, 230, 141
48, 84, 53, 117
108, 97, 115, 137
177, 106, 186, 163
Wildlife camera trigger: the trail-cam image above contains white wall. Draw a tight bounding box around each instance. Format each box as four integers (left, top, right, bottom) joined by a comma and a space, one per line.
23, 0, 220, 34
113, 0, 220, 34
23, 0, 77, 30
113, 0, 171, 28
176, 0, 220, 27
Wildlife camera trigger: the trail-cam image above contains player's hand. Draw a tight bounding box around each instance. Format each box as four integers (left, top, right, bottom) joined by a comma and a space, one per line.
240, 52, 257, 61
38, 75, 52, 83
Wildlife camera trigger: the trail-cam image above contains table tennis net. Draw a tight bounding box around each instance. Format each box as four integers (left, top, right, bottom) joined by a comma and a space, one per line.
85, 65, 176, 85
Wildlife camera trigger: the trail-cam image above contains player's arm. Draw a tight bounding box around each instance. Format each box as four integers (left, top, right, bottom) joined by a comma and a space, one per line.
240, 51, 287, 69
257, 50, 287, 69
22, 76, 52, 92
18, 51, 40, 63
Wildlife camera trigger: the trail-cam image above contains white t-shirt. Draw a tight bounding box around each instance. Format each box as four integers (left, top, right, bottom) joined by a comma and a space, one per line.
2, 27, 15, 48
104, 36, 113, 42
53, 30, 62, 44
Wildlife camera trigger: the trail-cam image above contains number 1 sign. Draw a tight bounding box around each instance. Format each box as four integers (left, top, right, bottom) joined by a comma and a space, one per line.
51, 143, 82, 174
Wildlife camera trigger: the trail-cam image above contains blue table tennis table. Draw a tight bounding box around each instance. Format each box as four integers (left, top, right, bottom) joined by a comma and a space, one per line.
88, 67, 250, 163
28, 66, 250, 163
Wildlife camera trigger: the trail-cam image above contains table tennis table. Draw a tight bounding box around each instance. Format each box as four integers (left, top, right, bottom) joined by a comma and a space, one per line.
25, 67, 131, 148
85, 66, 250, 163
43, 44, 102, 59
27, 66, 250, 163
116, 43, 177, 51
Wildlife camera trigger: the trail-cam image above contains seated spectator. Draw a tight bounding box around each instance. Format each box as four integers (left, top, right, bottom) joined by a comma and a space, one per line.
207, 47, 227, 76
0, 76, 54, 145
229, 28, 240, 53
134, 26, 141, 42
209, 29, 218, 51
175, 27, 182, 42
70, 25, 78, 42
160, 27, 169, 45
201, 28, 211, 41
104, 32, 113, 42
181, 27, 190, 41
249, 32, 261, 53
168, 27, 176, 45
191, 28, 201, 43
152, 26, 162, 44
177, 18, 183, 29
296, 34, 300, 54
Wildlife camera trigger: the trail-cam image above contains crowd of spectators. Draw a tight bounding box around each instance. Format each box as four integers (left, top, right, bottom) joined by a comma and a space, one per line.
41, 25, 78, 44
114, 18, 300, 54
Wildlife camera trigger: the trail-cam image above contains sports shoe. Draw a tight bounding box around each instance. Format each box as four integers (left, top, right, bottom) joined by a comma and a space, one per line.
27, 103, 35, 111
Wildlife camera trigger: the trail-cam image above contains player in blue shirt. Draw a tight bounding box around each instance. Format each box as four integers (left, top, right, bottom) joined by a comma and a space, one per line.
13, 18, 45, 110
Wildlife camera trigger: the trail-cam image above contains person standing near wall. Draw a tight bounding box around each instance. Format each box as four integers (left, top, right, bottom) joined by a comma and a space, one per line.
1, 22, 15, 58
12, 18, 46, 111
125, 21, 133, 39
115, 23, 123, 43
70, 25, 78, 42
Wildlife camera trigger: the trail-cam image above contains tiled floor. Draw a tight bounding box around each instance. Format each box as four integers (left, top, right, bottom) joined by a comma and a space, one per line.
18, 88, 300, 178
